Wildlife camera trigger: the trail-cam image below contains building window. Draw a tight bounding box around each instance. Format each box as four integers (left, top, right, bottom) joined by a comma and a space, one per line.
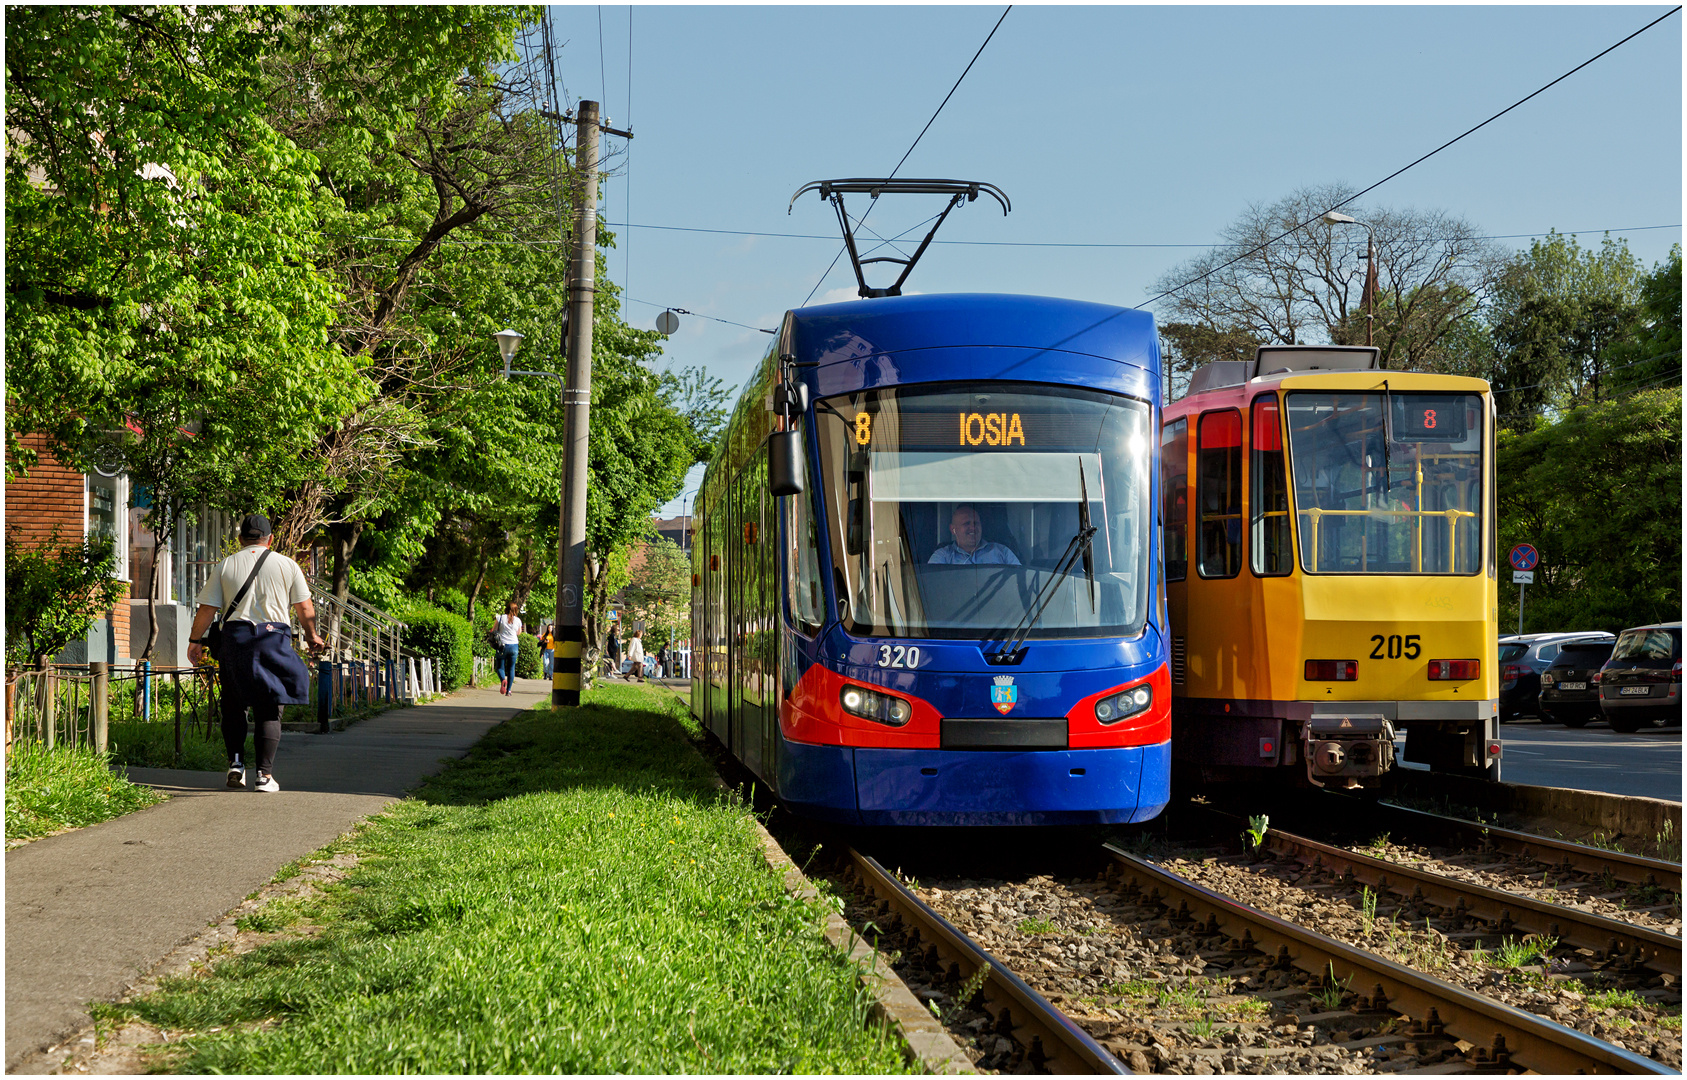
86, 472, 128, 581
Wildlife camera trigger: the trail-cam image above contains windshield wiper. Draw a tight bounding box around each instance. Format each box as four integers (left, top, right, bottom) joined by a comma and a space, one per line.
989, 460, 1097, 665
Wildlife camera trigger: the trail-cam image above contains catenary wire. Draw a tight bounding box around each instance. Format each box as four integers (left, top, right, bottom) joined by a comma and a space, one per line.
1139, 6, 1682, 311
801, 5, 1012, 306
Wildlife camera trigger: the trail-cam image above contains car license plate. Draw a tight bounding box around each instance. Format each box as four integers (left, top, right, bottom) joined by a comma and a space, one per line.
1560, 681, 1587, 691
1619, 685, 1651, 696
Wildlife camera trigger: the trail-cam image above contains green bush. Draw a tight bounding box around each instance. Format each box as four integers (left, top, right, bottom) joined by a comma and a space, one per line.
395, 603, 474, 691
516, 633, 540, 679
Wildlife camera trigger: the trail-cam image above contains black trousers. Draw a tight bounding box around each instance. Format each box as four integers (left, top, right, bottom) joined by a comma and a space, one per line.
222, 685, 284, 773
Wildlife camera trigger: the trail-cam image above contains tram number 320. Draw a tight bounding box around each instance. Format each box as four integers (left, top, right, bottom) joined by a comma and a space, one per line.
1370, 634, 1421, 660
877, 645, 921, 668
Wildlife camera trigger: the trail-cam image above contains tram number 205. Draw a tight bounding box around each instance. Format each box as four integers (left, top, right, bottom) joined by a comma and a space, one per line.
1370, 634, 1421, 660
877, 645, 921, 668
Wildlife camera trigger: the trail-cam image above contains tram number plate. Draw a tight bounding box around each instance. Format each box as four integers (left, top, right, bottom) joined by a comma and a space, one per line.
1559, 681, 1587, 691
1619, 685, 1651, 696
1368, 634, 1421, 660
877, 645, 921, 669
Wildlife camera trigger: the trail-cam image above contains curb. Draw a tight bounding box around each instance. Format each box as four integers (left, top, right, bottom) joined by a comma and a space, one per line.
749, 818, 976, 1074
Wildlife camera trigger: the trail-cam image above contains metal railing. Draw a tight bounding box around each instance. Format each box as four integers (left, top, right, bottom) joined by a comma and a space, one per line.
306, 576, 407, 669
5, 661, 219, 761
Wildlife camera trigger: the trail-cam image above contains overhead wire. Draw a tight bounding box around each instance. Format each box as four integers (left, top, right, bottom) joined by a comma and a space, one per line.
1139, 5, 1682, 311
801, 5, 1012, 306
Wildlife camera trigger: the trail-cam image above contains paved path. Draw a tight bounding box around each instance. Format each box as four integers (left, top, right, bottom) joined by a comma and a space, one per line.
6, 679, 549, 1072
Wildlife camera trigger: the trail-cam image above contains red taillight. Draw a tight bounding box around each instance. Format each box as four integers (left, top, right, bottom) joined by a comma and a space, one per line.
1501, 663, 1525, 682
1675, 661, 1682, 680
1305, 660, 1357, 681
1428, 659, 1481, 681
1591, 670, 1603, 686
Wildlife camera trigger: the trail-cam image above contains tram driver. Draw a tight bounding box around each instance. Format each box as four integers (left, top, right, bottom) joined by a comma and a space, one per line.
928, 504, 1020, 566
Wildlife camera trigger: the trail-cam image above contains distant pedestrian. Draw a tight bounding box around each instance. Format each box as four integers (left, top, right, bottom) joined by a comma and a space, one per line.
540, 624, 555, 680
186, 514, 324, 794
491, 601, 523, 695
625, 634, 645, 683
656, 644, 669, 680
606, 628, 621, 676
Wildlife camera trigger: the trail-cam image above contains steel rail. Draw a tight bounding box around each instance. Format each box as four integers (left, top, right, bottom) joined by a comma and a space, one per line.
1102, 844, 1671, 1075
1201, 808, 1680, 976
847, 849, 1128, 1075
1368, 799, 1683, 891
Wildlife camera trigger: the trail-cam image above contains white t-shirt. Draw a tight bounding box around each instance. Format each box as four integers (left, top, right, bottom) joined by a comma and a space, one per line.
199, 545, 312, 625
493, 614, 523, 645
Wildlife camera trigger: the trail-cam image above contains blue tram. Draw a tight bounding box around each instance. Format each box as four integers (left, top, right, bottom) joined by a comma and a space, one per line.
690, 293, 1171, 825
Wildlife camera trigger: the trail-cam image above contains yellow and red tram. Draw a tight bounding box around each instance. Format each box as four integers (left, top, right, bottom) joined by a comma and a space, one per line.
1163, 345, 1501, 787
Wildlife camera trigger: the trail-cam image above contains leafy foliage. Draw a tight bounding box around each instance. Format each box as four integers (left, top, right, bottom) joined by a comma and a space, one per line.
5, 529, 128, 665
1498, 388, 1681, 632
394, 602, 475, 691
620, 537, 692, 653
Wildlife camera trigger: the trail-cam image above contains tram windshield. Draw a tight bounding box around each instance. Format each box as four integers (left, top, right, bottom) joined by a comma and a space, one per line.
1284, 391, 1484, 575
814, 383, 1153, 640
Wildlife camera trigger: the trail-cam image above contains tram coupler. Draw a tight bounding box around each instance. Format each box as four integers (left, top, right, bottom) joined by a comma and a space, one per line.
1301, 713, 1395, 788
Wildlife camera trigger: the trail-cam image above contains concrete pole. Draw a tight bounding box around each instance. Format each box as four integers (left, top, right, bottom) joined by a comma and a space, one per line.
554, 101, 599, 708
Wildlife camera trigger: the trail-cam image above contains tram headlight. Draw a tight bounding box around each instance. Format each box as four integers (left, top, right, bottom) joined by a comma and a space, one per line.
839, 685, 913, 727
1094, 683, 1153, 725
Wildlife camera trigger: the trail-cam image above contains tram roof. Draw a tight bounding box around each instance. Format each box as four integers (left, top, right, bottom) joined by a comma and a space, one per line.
785, 293, 1156, 367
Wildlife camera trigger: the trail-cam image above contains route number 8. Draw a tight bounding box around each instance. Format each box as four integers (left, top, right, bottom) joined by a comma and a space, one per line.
854, 412, 872, 445
1423, 408, 1437, 430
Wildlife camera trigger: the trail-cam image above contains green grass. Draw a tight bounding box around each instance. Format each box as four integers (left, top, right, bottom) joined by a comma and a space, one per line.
100, 682, 916, 1073
1488, 935, 1558, 969
1017, 917, 1059, 935
1588, 989, 1647, 1011
5, 740, 165, 842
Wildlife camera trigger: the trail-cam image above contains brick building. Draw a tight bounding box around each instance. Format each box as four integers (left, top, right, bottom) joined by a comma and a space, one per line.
6, 434, 243, 667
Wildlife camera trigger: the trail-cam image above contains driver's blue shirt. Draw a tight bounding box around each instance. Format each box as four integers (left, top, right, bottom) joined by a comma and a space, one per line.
928, 541, 1020, 565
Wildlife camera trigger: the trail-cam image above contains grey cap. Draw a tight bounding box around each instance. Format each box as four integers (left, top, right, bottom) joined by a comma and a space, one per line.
239, 514, 272, 541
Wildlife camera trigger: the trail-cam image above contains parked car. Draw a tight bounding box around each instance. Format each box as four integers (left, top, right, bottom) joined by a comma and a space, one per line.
1597, 622, 1683, 733
1498, 632, 1617, 722
1537, 641, 1616, 727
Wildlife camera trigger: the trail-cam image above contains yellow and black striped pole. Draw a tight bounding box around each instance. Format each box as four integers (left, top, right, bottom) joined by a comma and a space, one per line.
552, 628, 583, 704
553, 101, 600, 709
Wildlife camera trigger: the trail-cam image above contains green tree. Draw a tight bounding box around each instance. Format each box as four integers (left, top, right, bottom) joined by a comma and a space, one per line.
1486, 232, 1645, 426
1606, 246, 1682, 395
1497, 388, 1681, 633
5, 530, 128, 666
620, 536, 692, 653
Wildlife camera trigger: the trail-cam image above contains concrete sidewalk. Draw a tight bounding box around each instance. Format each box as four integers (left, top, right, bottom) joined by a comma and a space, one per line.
6, 678, 550, 1072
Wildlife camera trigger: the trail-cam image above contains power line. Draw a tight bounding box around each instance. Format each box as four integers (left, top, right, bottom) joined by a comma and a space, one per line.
599, 220, 1681, 249
1140, 5, 1683, 311
802, 5, 1012, 306
624, 297, 775, 335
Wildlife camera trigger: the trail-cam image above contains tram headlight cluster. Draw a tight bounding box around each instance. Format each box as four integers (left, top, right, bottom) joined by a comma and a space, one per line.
1094, 683, 1153, 725
839, 685, 913, 727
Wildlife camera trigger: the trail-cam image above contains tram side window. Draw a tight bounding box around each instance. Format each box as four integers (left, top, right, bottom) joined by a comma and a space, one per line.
1161, 418, 1188, 582
1197, 410, 1242, 578
1250, 396, 1293, 576
786, 463, 826, 636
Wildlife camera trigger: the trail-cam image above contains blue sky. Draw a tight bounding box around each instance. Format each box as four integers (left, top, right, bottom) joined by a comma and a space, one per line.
528, 5, 1682, 515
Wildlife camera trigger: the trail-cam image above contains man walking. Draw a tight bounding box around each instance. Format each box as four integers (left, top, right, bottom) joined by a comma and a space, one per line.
187, 515, 324, 793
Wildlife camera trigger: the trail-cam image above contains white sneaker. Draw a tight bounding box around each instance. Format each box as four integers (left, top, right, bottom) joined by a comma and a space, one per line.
226, 757, 246, 789
254, 772, 280, 793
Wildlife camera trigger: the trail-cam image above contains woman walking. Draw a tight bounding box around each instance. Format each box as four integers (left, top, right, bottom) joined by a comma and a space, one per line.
491, 600, 523, 695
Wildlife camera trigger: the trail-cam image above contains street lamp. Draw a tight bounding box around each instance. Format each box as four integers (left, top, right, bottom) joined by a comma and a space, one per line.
493, 329, 524, 375
1322, 211, 1377, 351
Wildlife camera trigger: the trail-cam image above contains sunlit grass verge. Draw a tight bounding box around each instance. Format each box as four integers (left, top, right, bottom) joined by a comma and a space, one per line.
103, 682, 917, 1073
5, 741, 164, 842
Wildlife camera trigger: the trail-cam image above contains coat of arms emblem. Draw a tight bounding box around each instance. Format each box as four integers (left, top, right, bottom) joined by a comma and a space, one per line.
991, 675, 1018, 716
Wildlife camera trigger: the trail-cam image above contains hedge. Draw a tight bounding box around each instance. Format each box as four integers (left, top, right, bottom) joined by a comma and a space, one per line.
395, 603, 475, 691
516, 632, 541, 679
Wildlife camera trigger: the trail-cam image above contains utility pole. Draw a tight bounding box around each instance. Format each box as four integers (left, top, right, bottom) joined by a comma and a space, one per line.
553, 100, 600, 708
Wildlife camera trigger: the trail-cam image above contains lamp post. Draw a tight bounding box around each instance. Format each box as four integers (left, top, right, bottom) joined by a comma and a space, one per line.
1322, 211, 1377, 353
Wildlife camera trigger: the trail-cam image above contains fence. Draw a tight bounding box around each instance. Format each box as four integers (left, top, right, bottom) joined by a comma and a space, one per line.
4, 652, 445, 765
5, 661, 219, 762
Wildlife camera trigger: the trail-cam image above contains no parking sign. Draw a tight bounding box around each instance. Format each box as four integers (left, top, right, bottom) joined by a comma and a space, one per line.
1508, 544, 1539, 572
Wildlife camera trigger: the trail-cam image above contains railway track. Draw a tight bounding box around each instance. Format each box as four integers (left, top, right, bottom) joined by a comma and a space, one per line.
1196, 806, 1682, 976
1104, 844, 1674, 1074
1343, 796, 1683, 892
